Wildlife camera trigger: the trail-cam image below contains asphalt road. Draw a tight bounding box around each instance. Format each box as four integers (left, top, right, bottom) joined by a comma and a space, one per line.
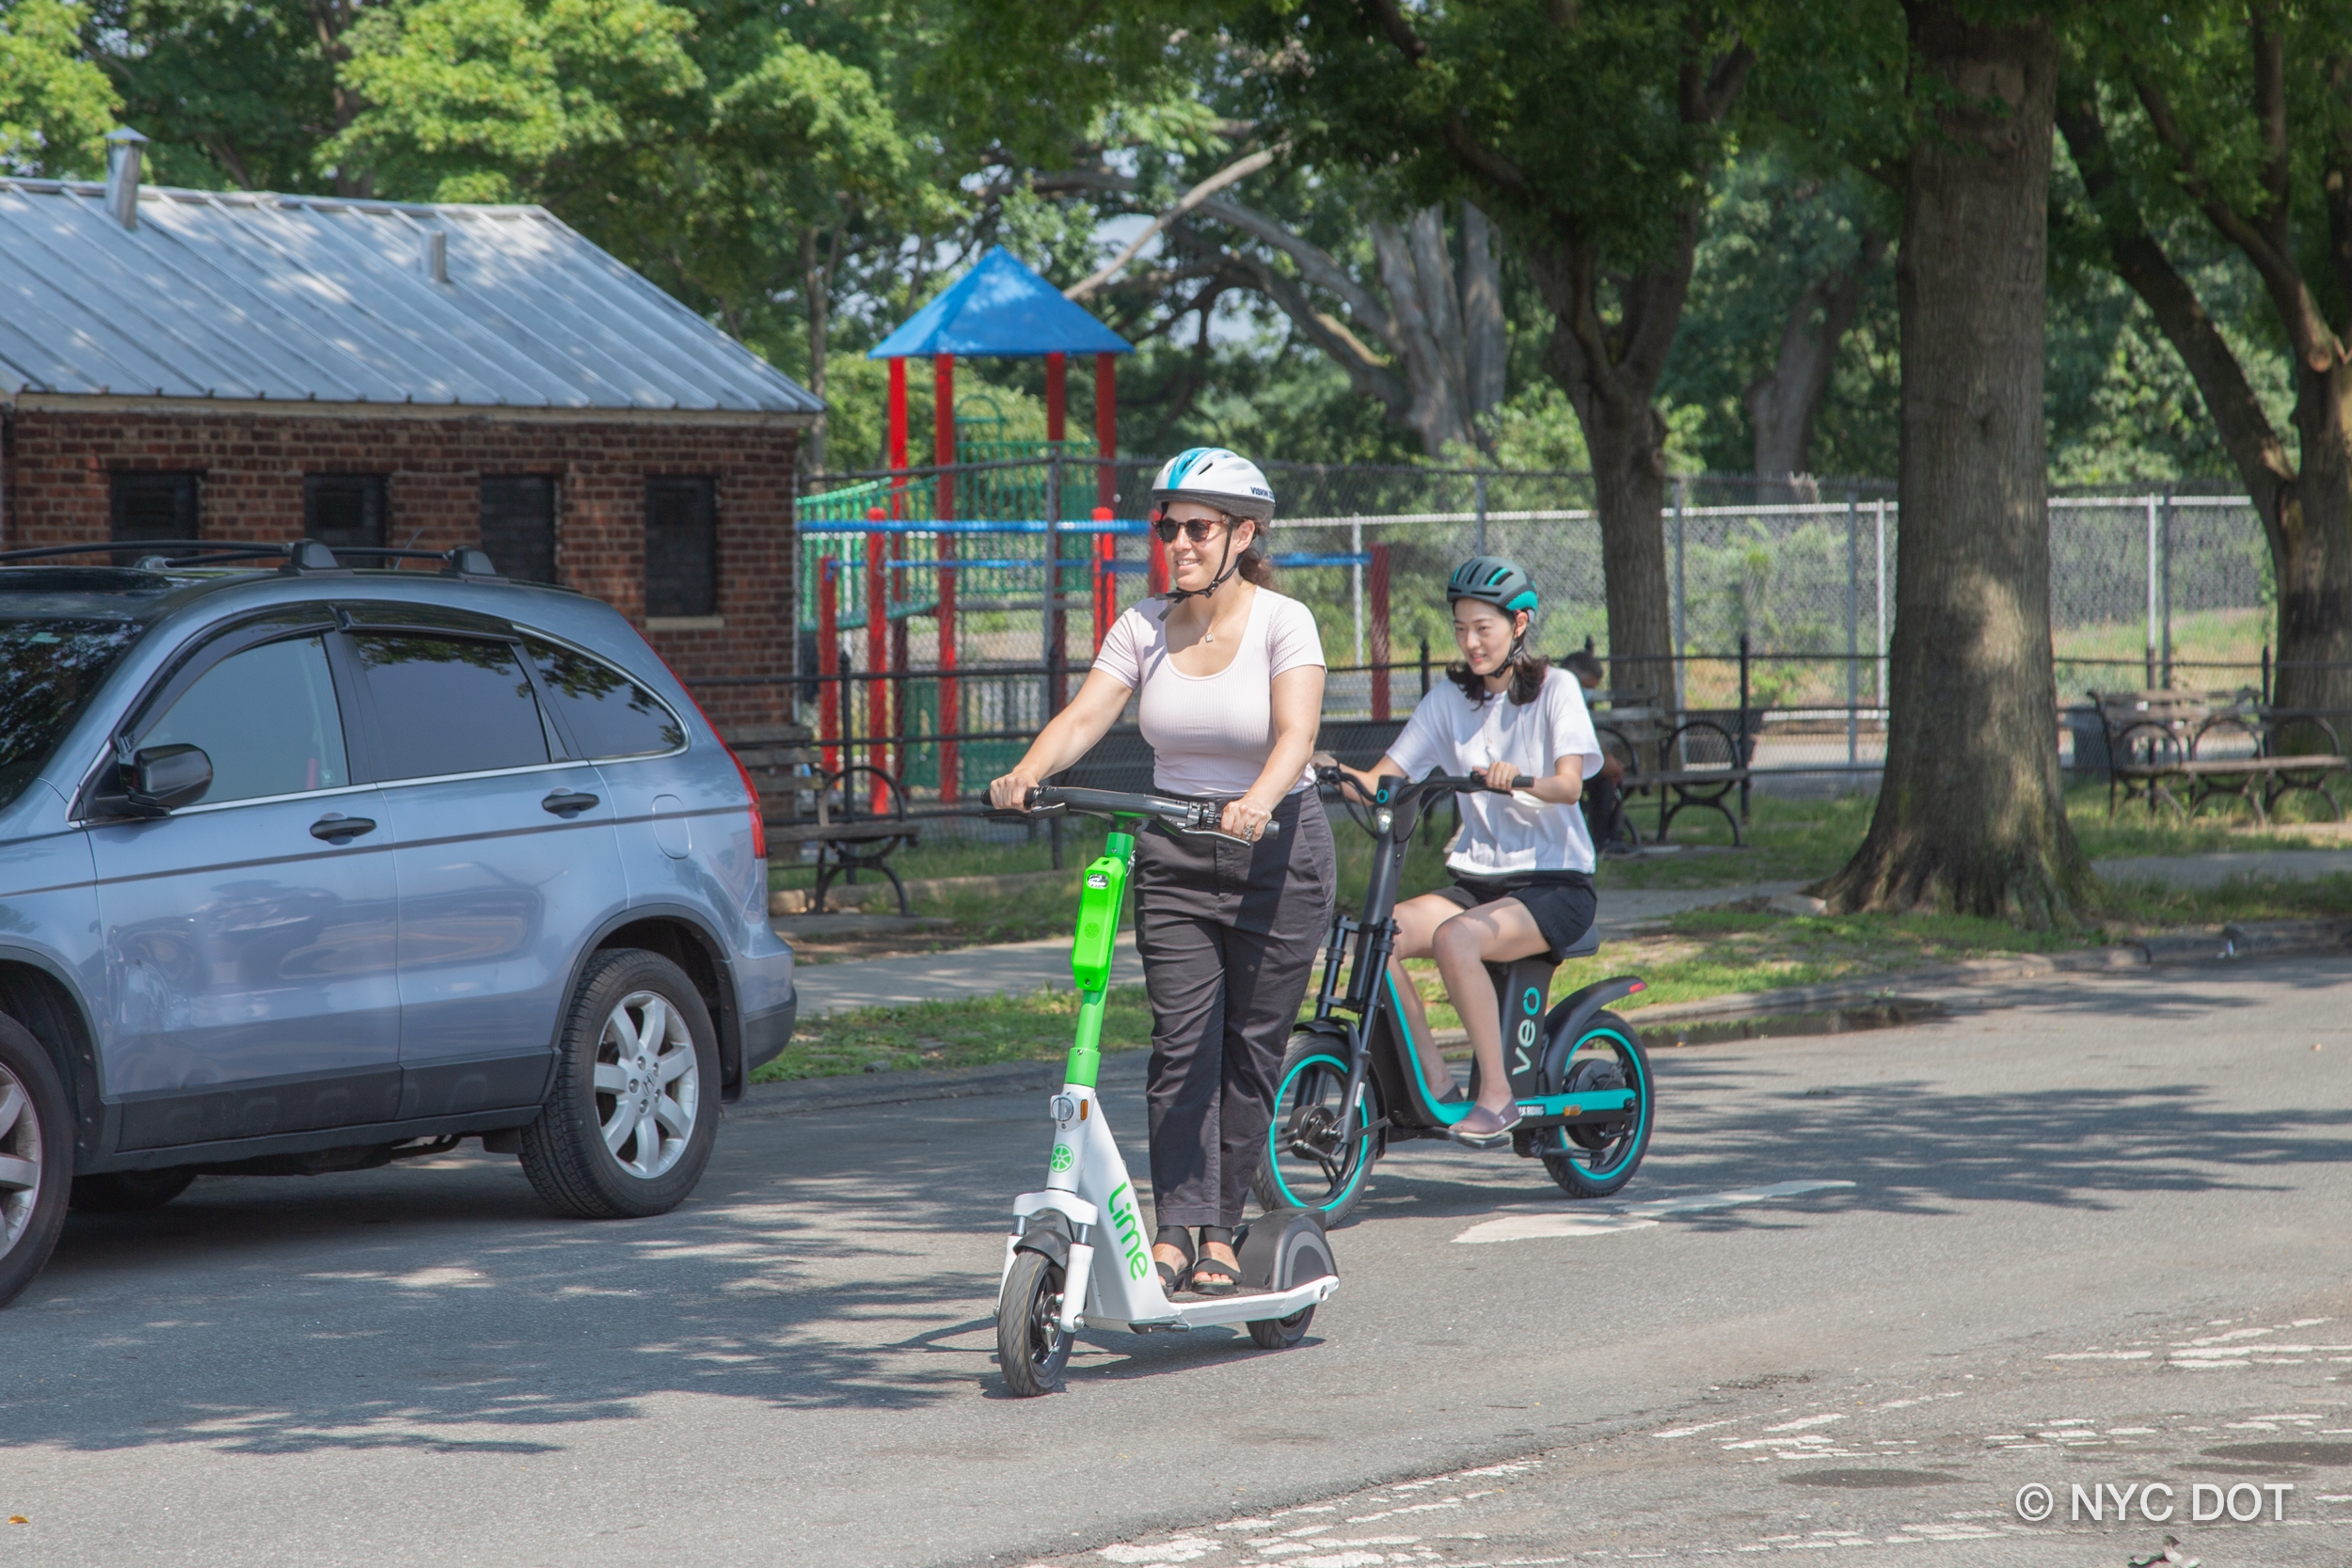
9, 958, 2352, 1567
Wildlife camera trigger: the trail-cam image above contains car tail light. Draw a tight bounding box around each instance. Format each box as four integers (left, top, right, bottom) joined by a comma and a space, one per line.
632, 627, 768, 862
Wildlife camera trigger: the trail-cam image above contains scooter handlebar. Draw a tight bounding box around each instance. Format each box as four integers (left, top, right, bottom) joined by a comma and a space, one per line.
1006, 784, 1279, 843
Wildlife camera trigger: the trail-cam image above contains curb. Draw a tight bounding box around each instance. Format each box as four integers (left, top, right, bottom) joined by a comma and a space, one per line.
726, 920, 2352, 1114
729, 1050, 1155, 1119
1628, 918, 2352, 1025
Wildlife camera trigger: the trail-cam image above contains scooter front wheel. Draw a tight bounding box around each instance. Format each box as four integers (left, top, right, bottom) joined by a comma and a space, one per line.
997, 1250, 1073, 1396
1252, 1033, 1378, 1227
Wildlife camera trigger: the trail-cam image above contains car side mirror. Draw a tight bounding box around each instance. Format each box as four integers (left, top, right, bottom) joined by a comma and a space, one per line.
124, 743, 212, 814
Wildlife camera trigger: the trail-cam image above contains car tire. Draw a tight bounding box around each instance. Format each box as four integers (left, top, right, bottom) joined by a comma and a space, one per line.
71, 1169, 197, 1213
0, 1012, 72, 1309
520, 948, 720, 1220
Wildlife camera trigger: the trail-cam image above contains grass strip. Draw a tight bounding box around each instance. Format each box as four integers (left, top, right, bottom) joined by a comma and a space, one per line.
753, 984, 1154, 1083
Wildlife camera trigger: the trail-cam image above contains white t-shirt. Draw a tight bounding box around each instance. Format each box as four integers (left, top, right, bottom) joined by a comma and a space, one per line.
1091, 587, 1326, 799
1384, 668, 1604, 876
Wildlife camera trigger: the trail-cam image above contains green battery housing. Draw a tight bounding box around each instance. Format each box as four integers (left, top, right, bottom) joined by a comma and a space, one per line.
1070, 852, 1129, 992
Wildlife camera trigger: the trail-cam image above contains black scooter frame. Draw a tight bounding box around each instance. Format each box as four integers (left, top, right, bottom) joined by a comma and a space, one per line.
1303, 769, 1646, 1158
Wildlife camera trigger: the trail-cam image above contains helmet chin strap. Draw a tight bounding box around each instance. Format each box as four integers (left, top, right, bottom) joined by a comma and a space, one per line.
1163, 516, 1248, 604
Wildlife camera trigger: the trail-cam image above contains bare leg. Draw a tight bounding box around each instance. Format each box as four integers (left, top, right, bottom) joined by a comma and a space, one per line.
1386, 894, 1458, 1095
1432, 900, 1550, 1116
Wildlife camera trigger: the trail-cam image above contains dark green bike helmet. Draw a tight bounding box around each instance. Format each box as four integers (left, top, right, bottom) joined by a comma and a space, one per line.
1446, 556, 1540, 616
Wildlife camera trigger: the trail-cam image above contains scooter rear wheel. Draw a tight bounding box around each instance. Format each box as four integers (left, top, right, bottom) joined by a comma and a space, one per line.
1538, 1010, 1653, 1199
1251, 1033, 1377, 1227
997, 1250, 1073, 1397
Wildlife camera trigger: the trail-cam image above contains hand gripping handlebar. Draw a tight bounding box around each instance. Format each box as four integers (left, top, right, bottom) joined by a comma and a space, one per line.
989, 784, 1279, 845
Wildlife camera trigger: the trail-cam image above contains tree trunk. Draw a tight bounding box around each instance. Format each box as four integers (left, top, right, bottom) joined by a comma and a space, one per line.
1582, 392, 1675, 707
2272, 372, 2352, 716
1522, 234, 1692, 712
1462, 204, 1506, 428
1746, 230, 1886, 479
1817, 3, 2090, 924
802, 227, 832, 477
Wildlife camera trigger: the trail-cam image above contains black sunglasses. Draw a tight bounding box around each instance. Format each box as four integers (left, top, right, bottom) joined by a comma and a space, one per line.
1152, 515, 1231, 544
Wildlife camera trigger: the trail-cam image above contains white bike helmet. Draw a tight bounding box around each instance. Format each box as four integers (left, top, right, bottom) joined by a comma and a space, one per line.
1150, 448, 1277, 522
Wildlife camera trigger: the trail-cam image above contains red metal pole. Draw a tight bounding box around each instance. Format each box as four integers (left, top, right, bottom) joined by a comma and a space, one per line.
1046, 353, 1067, 445
1369, 541, 1392, 722
887, 357, 908, 520
1149, 530, 1168, 597
818, 556, 840, 774
1095, 352, 1118, 512
1092, 507, 1116, 652
866, 517, 888, 813
932, 354, 955, 801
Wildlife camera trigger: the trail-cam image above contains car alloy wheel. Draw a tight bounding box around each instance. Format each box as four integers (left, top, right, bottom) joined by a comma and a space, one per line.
593, 990, 700, 1181
0, 1059, 43, 1259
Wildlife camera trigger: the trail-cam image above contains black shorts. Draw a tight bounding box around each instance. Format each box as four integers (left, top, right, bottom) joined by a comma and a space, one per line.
1430, 872, 1597, 962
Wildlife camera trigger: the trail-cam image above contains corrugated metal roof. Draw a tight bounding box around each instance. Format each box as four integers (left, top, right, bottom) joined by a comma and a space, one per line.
0, 179, 822, 416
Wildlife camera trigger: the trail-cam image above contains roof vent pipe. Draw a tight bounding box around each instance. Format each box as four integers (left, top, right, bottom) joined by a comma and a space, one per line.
103, 128, 148, 230
421, 229, 447, 285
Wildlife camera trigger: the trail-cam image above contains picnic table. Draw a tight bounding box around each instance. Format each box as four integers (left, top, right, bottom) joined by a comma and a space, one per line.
2088, 689, 2346, 824
725, 725, 921, 914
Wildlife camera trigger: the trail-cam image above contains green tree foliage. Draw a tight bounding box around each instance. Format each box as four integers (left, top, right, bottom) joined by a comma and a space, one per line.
1221, 0, 1753, 704
2058, 0, 2352, 714
0, 0, 119, 175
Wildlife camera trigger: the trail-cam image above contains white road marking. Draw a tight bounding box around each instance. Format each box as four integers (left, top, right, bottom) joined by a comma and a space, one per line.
1452, 1180, 1854, 1243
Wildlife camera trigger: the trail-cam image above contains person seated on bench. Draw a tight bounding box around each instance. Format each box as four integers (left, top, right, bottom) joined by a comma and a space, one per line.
1561, 638, 1629, 853
1322, 556, 1603, 1148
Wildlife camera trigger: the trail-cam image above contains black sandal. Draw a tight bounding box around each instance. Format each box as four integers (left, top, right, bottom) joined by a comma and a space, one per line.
1152, 1226, 1195, 1293
1188, 1227, 1242, 1296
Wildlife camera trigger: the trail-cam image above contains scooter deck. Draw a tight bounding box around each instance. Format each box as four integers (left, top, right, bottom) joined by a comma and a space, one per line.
1097, 1275, 1338, 1333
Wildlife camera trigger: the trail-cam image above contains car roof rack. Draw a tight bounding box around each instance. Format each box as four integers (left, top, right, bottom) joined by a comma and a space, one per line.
0, 540, 503, 578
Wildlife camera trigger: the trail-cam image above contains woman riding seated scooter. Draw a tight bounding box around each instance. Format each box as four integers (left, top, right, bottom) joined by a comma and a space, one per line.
1323, 558, 1603, 1148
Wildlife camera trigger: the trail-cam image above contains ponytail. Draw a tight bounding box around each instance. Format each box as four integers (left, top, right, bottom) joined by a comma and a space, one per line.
1235, 518, 1274, 586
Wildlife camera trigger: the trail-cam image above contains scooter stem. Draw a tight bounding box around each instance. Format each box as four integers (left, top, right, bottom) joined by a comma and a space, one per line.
1062, 827, 1137, 1090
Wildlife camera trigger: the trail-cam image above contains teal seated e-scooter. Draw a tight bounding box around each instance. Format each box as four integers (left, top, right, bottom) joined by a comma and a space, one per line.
991, 784, 1340, 1398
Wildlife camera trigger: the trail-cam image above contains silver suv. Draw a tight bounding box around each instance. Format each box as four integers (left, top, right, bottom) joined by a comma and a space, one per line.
0, 542, 796, 1307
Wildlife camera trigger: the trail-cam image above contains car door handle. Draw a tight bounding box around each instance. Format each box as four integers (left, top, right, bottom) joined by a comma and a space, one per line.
310, 814, 377, 843
542, 790, 601, 818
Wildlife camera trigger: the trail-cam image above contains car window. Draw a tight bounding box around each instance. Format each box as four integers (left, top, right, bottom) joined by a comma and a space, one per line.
353, 634, 550, 779
144, 636, 348, 803
0, 619, 146, 812
525, 638, 685, 759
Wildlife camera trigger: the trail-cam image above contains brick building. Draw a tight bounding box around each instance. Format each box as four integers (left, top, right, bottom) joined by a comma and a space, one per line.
0, 141, 820, 730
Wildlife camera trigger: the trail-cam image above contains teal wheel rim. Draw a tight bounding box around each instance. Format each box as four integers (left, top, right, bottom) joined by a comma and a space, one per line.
1554, 1026, 1648, 1180
1266, 1052, 1370, 1213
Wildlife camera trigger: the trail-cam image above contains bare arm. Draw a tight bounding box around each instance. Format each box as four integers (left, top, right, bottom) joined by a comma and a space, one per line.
986, 666, 1134, 809
1222, 664, 1326, 840
1481, 751, 1583, 805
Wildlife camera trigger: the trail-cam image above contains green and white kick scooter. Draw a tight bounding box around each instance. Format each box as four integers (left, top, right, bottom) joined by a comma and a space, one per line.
993, 785, 1340, 1398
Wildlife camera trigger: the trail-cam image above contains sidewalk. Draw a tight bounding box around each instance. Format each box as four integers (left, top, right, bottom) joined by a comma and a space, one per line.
783, 879, 1813, 1016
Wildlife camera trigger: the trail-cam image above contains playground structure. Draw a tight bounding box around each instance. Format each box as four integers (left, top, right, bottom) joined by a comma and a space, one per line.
798, 454, 1395, 806
798, 246, 1388, 805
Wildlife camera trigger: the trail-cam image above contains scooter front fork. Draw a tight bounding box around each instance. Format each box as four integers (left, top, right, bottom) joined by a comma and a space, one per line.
1058, 1242, 1095, 1334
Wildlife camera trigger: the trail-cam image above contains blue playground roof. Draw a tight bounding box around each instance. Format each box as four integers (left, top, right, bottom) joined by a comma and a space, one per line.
868, 245, 1132, 360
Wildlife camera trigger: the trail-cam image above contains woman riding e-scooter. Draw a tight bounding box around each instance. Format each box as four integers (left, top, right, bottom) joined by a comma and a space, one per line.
988, 449, 1336, 1297
1323, 557, 1603, 1148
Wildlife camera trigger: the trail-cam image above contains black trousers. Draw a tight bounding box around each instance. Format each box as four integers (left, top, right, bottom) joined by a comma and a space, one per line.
1132, 790, 1336, 1227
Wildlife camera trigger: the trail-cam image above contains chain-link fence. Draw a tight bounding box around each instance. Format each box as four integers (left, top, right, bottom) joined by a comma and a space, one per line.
776, 460, 2279, 824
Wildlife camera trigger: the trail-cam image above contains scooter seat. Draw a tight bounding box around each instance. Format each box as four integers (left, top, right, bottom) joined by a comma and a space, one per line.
1558, 924, 1603, 960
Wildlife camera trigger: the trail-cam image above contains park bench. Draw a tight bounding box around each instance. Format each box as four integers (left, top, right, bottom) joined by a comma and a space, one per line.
2088, 688, 2346, 825
725, 724, 921, 914
1594, 704, 1756, 848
